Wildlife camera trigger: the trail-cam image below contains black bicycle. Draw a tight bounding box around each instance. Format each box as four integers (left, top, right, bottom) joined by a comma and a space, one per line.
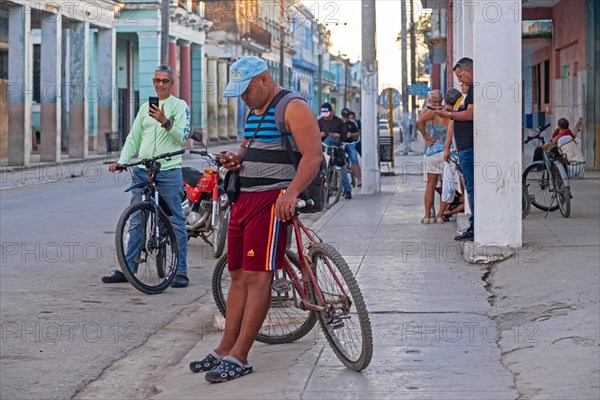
114, 150, 185, 294
523, 124, 571, 218
322, 143, 343, 208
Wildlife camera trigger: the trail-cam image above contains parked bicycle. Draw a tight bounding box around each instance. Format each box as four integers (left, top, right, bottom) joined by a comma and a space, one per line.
212, 199, 373, 371
523, 124, 571, 218
322, 143, 343, 208
114, 150, 185, 294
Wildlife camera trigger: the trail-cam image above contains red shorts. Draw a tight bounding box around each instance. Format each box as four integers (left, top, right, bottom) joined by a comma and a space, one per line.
227, 190, 288, 272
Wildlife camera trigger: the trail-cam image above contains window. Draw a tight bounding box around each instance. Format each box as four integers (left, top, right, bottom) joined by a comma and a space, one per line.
33, 44, 41, 103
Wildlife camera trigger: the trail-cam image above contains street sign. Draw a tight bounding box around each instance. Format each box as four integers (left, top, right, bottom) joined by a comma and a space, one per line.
408, 83, 430, 97
378, 88, 401, 108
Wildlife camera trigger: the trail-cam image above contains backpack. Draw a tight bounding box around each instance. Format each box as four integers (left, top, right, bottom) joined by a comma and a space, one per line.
274, 91, 329, 213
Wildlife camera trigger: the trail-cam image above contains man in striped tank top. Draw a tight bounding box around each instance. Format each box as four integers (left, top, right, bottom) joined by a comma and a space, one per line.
192, 56, 323, 383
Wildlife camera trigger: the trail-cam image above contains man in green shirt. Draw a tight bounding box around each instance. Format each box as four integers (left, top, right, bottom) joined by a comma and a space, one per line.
102, 65, 191, 288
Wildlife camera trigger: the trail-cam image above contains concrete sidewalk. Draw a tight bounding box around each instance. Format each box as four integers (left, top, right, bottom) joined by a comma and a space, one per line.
76, 146, 599, 399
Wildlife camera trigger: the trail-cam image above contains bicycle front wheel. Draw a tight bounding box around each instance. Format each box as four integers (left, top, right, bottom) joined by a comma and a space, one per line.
523, 162, 559, 212
326, 168, 342, 209
308, 243, 372, 371
212, 250, 317, 344
212, 207, 229, 258
552, 165, 571, 218
115, 202, 178, 294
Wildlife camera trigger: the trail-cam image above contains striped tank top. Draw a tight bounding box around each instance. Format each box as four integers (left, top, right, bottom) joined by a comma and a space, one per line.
239, 106, 301, 192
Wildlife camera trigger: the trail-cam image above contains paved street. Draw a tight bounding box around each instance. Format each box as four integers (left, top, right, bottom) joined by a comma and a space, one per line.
1, 137, 599, 399
0, 144, 241, 400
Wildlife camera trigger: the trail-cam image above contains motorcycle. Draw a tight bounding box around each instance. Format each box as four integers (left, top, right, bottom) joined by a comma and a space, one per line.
182, 134, 230, 258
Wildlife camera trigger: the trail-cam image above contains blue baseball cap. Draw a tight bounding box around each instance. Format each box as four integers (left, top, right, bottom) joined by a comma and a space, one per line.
224, 56, 268, 98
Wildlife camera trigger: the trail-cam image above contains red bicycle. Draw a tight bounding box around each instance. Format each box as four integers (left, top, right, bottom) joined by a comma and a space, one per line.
212, 200, 373, 371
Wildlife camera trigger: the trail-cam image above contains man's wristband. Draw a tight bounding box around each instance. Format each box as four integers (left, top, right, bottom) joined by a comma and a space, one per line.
161, 118, 172, 129
448, 111, 453, 120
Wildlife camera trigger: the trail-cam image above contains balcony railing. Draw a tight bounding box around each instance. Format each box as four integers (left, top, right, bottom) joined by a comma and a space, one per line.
242, 22, 272, 49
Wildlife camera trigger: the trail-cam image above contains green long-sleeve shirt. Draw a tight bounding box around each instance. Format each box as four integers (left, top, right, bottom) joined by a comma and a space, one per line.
118, 96, 191, 170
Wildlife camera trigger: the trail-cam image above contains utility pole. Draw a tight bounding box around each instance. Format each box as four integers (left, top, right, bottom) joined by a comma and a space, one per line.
400, 0, 410, 152
279, 0, 285, 86
361, 0, 380, 194
317, 23, 323, 108
409, 0, 417, 152
344, 58, 349, 109
160, 0, 169, 64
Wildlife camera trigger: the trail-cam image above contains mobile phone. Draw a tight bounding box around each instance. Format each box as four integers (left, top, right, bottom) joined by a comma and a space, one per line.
149, 96, 159, 110
216, 152, 235, 163
426, 106, 435, 110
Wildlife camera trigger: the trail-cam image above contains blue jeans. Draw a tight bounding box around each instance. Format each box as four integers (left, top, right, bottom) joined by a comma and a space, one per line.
126, 167, 187, 275
341, 166, 351, 193
458, 148, 474, 228
345, 143, 359, 165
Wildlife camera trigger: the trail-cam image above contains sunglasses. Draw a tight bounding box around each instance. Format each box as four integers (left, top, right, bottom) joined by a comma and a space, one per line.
153, 78, 171, 85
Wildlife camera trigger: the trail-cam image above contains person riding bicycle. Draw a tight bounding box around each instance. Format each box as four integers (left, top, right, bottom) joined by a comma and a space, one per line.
340, 108, 362, 187
102, 65, 191, 288
189, 56, 322, 383
318, 103, 353, 199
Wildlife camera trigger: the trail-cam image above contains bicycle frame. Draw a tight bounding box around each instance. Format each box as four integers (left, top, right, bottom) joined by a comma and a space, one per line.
281, 215, 350, 313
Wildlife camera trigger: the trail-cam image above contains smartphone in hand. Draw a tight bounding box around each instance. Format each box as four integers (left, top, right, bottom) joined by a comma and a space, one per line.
216, 152, 236, 164
149, 96, 159, 110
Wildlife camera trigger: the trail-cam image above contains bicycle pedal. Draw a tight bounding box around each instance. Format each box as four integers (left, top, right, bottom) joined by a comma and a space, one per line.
329, 319, 345, 329
272, 278, 293, 292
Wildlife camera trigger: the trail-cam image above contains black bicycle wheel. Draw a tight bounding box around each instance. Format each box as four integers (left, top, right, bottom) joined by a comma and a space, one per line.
326, 167, 342, 209
308, 243, 372, 371
212, 207, 229, 258
523, 162, 559, 212
522, 184, 531, 219
115, 202, 178, 294
552, 165, 571, 218
212, 250, 317, 344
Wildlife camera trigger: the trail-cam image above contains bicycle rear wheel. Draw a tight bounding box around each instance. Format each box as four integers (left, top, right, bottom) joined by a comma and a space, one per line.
522, 184, 531, 219
115, 202, 178, 294
326, 167, 342, 209
523, 162, 559, 212
212, 250, 317, 344
308, 243, 372, 371
552, 165, 571, 218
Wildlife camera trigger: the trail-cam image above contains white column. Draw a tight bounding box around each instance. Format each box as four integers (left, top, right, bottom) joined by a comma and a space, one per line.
473, 0, 522, 247
40, 9, 62, 161
360, 0, 380, 194
68, 21, 89, 158
96, 28, 116, 153
461, 1, 474, 59
217, 59, 228, 140
206, 57, 218, 141
7, 3, 32, 166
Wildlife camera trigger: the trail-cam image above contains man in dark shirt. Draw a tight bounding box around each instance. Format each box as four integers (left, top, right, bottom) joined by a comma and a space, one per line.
318, 103, 353, 199
340, 108, 361, 187
435, 57, 474, 241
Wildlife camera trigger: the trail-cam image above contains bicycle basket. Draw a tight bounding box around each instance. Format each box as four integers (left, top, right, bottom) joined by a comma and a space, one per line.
567, 162, 586, 179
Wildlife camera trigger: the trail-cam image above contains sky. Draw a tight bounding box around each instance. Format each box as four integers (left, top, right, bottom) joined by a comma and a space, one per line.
301, 0, 427, 92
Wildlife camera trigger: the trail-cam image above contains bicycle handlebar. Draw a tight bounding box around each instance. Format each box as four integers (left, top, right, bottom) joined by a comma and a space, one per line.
524, 123, 552, 144
296, 199, 314, 209
116, 149, 185, 170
